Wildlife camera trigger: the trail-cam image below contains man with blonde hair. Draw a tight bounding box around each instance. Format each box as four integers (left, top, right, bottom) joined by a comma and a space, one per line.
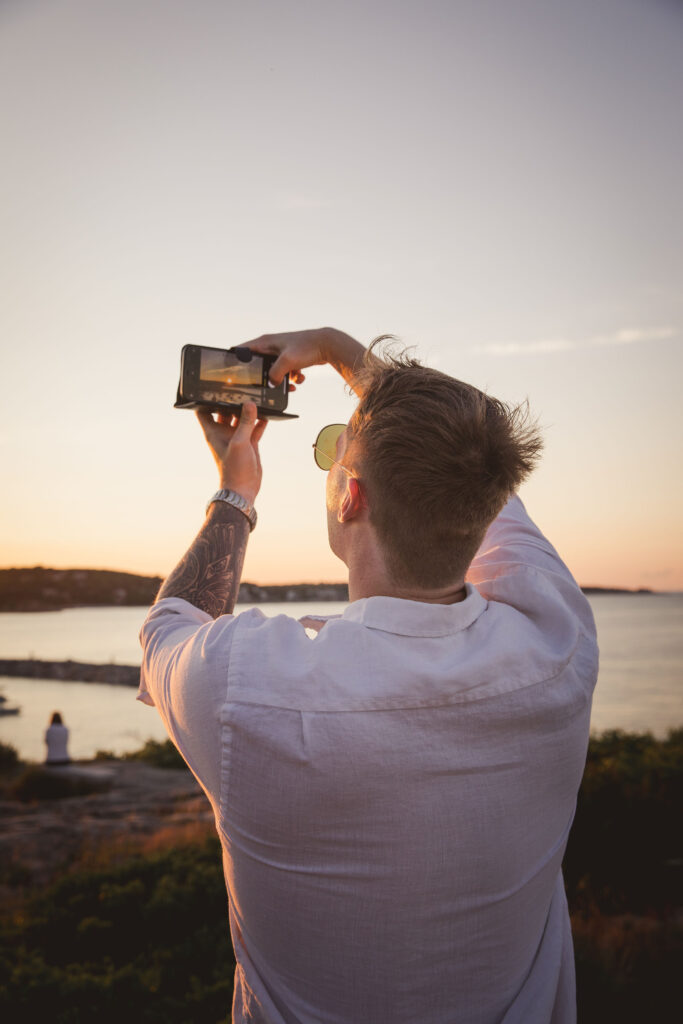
139, 328, 598, 1024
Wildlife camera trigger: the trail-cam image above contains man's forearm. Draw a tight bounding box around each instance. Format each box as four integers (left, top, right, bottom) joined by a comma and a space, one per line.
322, 328, 368, 393
156, 502, 250, 618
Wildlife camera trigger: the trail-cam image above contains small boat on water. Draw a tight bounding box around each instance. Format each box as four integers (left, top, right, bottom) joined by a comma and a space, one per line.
0, 693, 20, 716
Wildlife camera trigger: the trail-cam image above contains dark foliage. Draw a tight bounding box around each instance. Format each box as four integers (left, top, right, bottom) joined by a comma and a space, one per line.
0, 838, 234, 1023
0, 741, 20, 770
563, 727, 683, 915
563, 728, 683, 1023
571, 910, 682, 1024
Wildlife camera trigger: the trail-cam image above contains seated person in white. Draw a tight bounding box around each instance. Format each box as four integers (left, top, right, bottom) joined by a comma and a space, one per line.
45, 710, 70, 765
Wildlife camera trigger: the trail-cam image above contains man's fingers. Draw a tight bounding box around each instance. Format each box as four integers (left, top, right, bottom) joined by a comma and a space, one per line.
233, 401, 258, 440
252, 418, 268, 445
243, 335, 300, 383
198, 406, 261, 445
197, 402, 266, 461
217, 412, 236, 426
197, 408, 237, 434
269, 353, 300, 386
196, 408, 216, 440
243, 335, 274, 354
267, 354, 287, 385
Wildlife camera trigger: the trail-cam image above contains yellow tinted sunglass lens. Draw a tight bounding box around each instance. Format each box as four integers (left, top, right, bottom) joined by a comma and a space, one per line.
314, 424, 346, 470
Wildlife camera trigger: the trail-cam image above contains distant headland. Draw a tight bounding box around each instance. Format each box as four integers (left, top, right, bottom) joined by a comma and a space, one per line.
581, 586, 653, 596
0, 567, 349, 612
0, 567, 653, 613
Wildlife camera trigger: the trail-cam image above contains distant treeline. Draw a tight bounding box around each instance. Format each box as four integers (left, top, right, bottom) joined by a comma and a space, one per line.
0, 568, 349, 612
0, 568, 162, 612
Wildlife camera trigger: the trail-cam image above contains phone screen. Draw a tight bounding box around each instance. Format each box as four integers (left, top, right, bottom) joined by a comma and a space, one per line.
199, 349, 264, 389
176, 344, 293, 418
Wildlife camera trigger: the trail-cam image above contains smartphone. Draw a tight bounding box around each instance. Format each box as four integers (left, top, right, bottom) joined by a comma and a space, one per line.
174, 344, 297, 419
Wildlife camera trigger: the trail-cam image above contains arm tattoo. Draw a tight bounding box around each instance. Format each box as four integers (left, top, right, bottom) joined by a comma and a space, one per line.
156, 502, 250, 618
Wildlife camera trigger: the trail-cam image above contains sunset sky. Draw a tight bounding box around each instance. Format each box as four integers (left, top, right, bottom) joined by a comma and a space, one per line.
1, 0, 681, 590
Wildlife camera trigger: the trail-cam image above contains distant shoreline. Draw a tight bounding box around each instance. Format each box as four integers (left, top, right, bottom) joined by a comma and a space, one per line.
0, 568, 348, 612
0, 567, 659, 612
580, 586, 655, 596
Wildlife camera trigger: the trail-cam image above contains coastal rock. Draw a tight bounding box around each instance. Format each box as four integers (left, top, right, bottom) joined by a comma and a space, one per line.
0, 760, 213, 891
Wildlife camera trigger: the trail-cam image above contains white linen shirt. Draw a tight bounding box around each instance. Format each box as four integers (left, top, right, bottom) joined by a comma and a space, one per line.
138, 496, 598, 1024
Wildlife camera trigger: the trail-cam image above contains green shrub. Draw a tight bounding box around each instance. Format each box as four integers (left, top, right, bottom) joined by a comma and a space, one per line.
563, 727, 683, 915
122, 739, 186, 771
0, 741, 20, 772
0, 837, 234, 1022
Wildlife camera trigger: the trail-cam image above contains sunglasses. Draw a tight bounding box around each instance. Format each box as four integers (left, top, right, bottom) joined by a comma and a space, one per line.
312, 423, 353, 475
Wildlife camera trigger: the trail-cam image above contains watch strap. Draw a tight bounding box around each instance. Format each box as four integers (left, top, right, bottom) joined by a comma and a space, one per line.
206, 488, 257, 531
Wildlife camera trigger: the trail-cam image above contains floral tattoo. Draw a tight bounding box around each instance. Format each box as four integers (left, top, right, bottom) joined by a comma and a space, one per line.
156, 502, 250, 618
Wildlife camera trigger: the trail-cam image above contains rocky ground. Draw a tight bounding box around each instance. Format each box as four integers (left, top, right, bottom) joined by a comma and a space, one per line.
0, 761, 215, 902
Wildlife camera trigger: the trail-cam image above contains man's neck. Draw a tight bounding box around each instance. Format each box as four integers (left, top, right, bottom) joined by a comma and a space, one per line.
341, 527, 467, 605
349, 580, 467, 604
347, 559, 466, 605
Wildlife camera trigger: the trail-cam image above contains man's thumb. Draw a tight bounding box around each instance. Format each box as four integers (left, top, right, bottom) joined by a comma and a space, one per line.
234, 401, 258, 438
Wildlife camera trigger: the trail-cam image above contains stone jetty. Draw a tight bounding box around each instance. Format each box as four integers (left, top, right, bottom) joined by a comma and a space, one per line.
0, 659, 140, 686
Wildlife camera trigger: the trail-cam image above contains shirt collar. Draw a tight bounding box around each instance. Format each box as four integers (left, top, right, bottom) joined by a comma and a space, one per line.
341, 583, 487, 637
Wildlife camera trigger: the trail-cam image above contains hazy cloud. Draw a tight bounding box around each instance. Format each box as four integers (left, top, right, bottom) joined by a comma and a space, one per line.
477, 338, 574, 355
475, 326, 677, 356
594, 327, 676, 346
281, 196, 332, 210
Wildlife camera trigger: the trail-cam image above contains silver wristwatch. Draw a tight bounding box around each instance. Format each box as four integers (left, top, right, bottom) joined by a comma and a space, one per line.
206, 488, 257, 531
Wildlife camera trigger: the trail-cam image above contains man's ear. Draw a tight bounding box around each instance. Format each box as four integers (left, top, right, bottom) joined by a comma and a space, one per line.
338, 477, 367, 523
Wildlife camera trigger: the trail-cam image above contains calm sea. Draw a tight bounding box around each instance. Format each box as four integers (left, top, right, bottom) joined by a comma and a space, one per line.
0, 595, 681, 761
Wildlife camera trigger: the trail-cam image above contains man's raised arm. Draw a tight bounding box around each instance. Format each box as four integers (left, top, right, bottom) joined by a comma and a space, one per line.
155, 329, 364, 618
155, 401, 266, 618
246, 327, 368, 394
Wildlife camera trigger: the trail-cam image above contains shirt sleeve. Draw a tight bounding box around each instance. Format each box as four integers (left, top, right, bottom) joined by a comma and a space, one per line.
137, 596, 239, 803
467, 495, 596, 635
467, 495, 575, 583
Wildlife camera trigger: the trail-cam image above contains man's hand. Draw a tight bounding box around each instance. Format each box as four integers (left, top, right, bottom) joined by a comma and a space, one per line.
196, 402, 267, 506
246, 328, 367, 393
